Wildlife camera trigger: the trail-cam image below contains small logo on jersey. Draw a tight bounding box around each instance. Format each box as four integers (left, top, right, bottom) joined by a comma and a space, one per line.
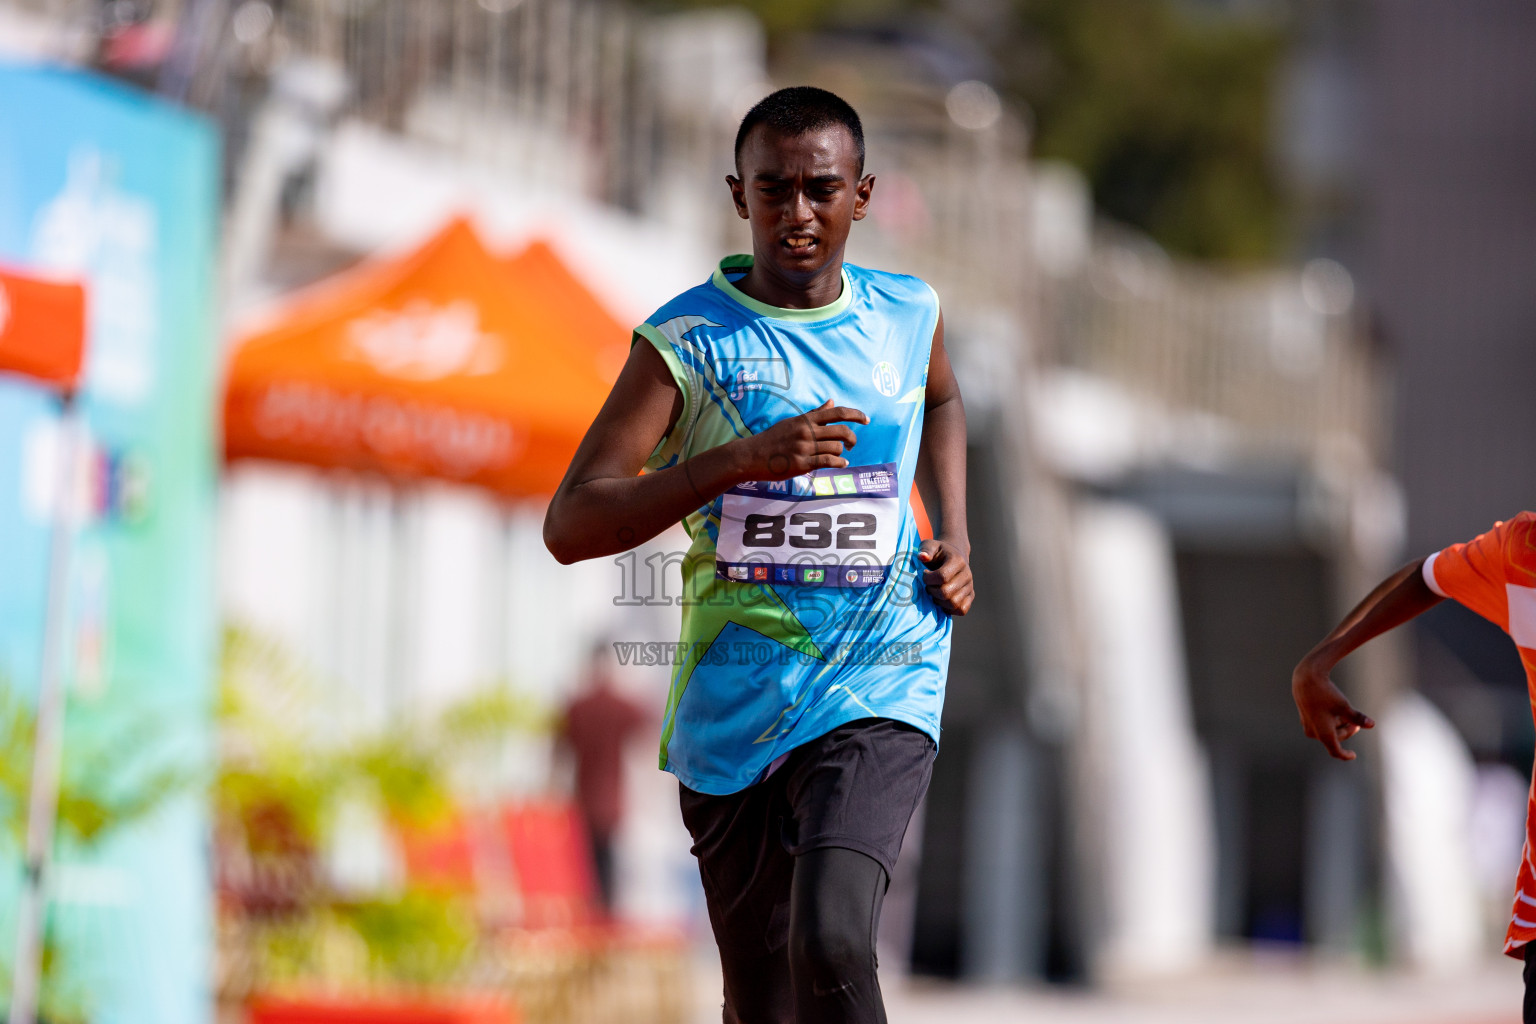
845, 568, 860, 584
753, 566, 769, 580
729, 369, 760, 400
804, 568, 826, 583
872, 361, 901, 397
728, 565, 749, 580
776, 566, 797, 582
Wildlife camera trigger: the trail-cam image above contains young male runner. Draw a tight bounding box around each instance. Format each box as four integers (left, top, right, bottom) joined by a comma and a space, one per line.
1293, 511, 1536, 1019
543, 86, 971, 1022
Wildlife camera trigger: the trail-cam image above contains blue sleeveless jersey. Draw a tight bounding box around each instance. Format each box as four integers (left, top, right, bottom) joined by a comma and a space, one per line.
636, 254, 952, 795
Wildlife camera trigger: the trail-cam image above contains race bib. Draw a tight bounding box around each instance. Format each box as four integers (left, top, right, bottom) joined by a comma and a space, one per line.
715, 463, 900, 588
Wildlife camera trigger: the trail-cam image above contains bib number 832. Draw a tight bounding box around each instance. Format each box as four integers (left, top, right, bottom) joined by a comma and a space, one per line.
742, 512, 877, 549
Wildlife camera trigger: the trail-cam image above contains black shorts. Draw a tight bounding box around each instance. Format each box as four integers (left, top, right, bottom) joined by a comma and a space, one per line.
678, 718, 936, 957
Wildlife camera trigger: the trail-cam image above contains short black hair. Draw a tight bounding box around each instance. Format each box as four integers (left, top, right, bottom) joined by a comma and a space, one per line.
734, 86, 865, 175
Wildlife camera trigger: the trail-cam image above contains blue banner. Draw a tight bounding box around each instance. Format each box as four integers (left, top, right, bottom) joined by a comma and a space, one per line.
0, 63, 219, 1024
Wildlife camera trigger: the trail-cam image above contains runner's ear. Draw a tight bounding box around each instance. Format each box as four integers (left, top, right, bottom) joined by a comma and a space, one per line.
726, 174, 750, 220
852, 174, 875, 221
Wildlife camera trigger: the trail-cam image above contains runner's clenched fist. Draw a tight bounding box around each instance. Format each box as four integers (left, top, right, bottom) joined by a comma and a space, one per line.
729, 400, 869, 482
918, 538, 973, 616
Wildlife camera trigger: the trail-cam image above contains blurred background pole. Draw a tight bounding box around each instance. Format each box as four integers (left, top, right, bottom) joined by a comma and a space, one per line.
9, 391, 80, 1024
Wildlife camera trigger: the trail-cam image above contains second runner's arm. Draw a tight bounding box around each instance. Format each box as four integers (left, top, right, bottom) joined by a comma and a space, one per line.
543, 339, 868, 564
914, 311, 974, 616
1291, 558, 1444, 760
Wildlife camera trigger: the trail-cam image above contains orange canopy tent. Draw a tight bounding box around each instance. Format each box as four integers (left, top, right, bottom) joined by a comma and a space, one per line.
499, 239, 630, 384
224, 219, 629, 498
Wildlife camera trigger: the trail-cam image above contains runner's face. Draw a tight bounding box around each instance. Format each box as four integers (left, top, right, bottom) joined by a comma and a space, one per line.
729, 125, 872, 283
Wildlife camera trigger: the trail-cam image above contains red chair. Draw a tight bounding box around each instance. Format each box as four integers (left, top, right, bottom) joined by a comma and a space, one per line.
397, 812, 480, 894
499, 800, 601, 930
398, 800, 601, 930
396, 798, 689, 1021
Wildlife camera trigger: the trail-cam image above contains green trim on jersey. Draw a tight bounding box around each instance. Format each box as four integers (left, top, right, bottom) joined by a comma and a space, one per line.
633, 323, 694, 471
710, 254, 854, 322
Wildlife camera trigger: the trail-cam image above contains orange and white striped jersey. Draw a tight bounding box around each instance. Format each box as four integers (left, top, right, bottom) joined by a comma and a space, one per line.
1422, 511, 1536, 958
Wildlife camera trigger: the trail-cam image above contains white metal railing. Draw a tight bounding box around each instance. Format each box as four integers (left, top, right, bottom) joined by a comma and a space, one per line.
1042, 240, 1387, 465
218, 0, 656, 214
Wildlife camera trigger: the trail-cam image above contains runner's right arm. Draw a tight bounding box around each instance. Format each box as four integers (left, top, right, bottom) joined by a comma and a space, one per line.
543, 340, 868, 564
1291, 558, 1443, 760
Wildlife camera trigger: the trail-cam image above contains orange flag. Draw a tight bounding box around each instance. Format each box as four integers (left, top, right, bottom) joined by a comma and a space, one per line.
0, 265, 87, 390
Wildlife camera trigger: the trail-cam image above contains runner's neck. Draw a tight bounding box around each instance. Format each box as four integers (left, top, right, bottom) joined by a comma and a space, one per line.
734, 256, 846, 311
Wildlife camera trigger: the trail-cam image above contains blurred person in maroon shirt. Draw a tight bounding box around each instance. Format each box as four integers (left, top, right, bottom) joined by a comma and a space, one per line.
558, 639, 647, 912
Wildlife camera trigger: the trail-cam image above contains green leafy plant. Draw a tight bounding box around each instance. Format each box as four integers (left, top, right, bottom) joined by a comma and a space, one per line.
216, 624, 554, 999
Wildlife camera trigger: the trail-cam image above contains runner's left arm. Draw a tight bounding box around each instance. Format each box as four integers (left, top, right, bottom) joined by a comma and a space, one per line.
914, 310, 974, 616
1292, 558, 1443, 760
